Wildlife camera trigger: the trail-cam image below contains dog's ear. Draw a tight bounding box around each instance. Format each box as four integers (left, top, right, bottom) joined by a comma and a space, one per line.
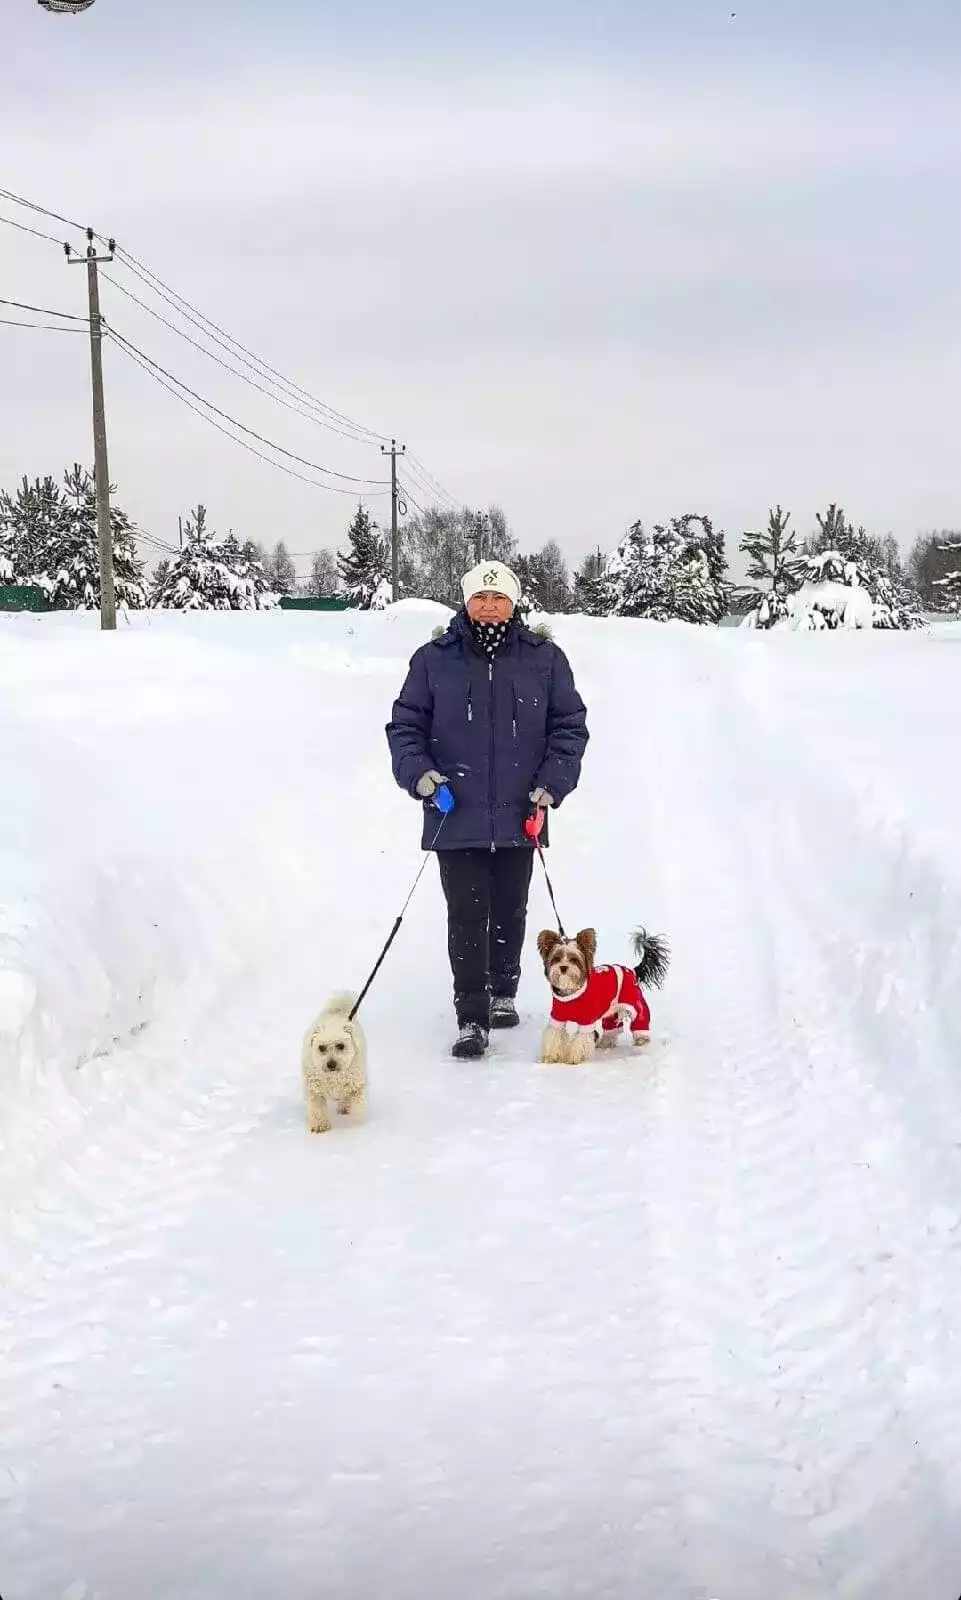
574, 928, 597, 969
537, 929, 561, 966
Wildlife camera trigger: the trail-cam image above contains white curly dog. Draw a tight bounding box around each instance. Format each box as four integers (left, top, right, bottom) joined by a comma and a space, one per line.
301, 993, 368, 1133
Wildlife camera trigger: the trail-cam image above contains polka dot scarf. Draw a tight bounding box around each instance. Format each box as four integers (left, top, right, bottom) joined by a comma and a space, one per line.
470, 618, 511, 661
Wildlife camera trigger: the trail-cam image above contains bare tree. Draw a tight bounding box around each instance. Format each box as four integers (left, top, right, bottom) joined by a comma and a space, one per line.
308, 548, 339, 598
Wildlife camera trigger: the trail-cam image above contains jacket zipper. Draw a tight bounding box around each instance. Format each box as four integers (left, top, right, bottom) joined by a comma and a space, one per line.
488, 660, 496, 852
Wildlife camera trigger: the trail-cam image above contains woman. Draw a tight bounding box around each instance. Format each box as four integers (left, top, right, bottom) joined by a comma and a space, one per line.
386, 560, 589, 1058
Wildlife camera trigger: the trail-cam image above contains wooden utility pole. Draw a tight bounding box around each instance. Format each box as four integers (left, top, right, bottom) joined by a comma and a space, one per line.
67, 228, 117, 631
381, 438, 406, 601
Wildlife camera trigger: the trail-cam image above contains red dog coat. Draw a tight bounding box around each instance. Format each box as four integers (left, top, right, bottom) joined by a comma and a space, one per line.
550, 964, 651, 1037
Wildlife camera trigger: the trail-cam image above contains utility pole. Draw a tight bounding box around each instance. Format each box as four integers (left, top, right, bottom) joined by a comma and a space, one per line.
68, 228, 117, 631
381, 438, 406, 601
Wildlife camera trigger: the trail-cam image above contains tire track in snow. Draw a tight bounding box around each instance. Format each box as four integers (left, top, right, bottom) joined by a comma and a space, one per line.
588, 622, 961, 1598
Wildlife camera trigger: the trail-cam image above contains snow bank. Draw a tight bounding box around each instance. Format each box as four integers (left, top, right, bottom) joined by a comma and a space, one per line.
380, 596, 453, 620
0, 610, 424, 1202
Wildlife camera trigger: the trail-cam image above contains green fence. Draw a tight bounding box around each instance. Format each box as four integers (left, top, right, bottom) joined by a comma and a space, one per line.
278, 596, 356, 612
0, 585, 56, 613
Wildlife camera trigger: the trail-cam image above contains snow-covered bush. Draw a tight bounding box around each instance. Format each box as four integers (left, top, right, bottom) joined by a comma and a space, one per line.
788, 550, 923, 632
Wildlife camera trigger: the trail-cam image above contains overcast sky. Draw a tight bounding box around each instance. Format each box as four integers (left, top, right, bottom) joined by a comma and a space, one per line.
2, 0, 960, 578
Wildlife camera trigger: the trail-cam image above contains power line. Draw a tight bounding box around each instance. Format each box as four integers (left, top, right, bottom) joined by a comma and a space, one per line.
0, 212, 68, 247
405, 451, 463, 510
0, 315, 85, 332
101, 271, 380, 448
0, 185, 86, 233
2, 182, 463, 524
111, 246, 390, 447
398, 478, 427, 517
0, 295, 86, 321
108, 328, 390, 499
107, 328, 389, 487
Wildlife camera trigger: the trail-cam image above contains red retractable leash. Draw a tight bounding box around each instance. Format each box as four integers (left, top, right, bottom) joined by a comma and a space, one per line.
525, 806, 568, 940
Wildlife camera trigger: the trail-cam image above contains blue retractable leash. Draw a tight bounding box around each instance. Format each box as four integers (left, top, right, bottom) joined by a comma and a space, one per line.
348, 786, 455, 1021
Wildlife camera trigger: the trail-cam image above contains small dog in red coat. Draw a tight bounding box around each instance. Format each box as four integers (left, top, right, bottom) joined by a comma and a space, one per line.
536, 926, 670, 1065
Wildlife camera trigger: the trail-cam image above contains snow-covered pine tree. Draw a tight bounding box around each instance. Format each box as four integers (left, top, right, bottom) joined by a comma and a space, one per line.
740, 505, 805, 627
936, 536, 961, 612
338, 502, 391, 608
532, 540, 572, 613
793, 505, 923, 630
572, 548, 607, 616
0, 474, 64, 587
602, 515, 727, 623
269, 540, 298, 596
151, 506, 277, 610
512, 546, 570, 616
308, 548, 339, 598
599, 521, 671, 618
907, 531, 959, 612
54, 464, 149, 610
663, 513, 729, 624
0, 466, 147, 609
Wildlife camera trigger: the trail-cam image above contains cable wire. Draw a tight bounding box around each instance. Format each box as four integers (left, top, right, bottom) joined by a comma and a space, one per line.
108, 329, 390, 499
405, 451, 464, 510
0, 212, 68, 247
0, 185, 87, 233
0, 295, 86, 321
0, 316, 85, 332
398, 479, 427, 517
102, 272, 380, 448
111, 247, 390, 446
107, 328, 389, 487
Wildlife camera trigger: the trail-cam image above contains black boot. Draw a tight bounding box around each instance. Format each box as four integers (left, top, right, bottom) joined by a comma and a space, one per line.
490, 998, 519, 1030
452, 1022, 489, 1060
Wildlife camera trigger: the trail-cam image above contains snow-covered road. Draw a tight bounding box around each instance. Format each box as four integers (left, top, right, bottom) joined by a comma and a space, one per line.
2, 609, 961, 1600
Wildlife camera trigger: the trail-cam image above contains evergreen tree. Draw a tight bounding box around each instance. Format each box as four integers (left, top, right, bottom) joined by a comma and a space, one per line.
55, 464, 149, 611
0, 474, 63, 584
269, 540, 298, 596
791, 547, 924, 631
308, 548, 339, 598
338, 502, 392, 608
0, 465, 147, 609
907, 531, 959, 611
152, 506, 277, 610
533, 540, 572, 613
242, 538, 268, 569
512, 544, 570, 615
600, 521, 671, 618
740, 505, 805, 628
601, 514, 727, 623
664, 513, 729, 624
936, 536, 961, 612
573, 549, 607, 616
795, 504, 923, 630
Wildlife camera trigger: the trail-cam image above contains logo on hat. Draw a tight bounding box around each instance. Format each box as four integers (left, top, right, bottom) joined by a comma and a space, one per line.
483, 568, 499, 586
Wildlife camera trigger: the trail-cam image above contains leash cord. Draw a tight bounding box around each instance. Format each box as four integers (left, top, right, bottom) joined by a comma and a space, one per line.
532, 834, 567, 940
349, 809, 449, 1021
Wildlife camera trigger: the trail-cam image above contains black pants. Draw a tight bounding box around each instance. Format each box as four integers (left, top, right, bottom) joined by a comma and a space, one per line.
437, 848, 535, 1027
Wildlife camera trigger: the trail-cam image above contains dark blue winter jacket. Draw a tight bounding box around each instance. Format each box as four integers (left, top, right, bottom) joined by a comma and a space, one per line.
386, 610, 589, 850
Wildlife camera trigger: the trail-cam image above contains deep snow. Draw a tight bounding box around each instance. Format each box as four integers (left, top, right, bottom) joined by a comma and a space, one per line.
2, 607, 961, 1600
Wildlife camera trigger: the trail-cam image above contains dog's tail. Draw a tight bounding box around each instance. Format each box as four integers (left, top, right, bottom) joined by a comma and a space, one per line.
632, 928, 670, 989
323, 991, 360, 1018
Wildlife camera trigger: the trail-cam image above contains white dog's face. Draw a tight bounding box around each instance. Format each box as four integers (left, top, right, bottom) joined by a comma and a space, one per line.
304, 1014, 362, 1093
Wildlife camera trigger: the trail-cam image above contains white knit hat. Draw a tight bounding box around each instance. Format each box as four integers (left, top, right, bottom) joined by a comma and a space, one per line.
461, 559, 521, 608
